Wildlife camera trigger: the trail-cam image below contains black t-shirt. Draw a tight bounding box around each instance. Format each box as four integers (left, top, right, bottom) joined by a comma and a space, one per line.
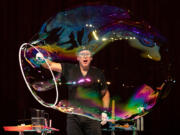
61, 63, 107, 108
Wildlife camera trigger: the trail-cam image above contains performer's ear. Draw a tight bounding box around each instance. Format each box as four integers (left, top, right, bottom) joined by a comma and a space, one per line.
77, 56, 80, 61
90, 57, 93, 61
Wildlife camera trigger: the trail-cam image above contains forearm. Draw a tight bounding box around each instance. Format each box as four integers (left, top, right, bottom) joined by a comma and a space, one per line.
36, 52, 62, 72
41, 59, 62, 72
102, 90, 110, 109
101, 90, 110, 125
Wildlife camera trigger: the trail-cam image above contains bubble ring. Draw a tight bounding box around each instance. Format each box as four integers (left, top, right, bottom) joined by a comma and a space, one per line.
18, 43, 59, 108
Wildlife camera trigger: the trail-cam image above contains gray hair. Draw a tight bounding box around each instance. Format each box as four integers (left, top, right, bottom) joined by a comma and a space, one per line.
76, 46, 93, 56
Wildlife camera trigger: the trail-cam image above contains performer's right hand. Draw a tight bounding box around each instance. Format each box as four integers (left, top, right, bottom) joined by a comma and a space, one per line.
36, 52, 45, 64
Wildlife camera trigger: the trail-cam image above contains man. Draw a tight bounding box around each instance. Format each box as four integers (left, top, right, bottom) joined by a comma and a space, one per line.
38, 46, 110, 135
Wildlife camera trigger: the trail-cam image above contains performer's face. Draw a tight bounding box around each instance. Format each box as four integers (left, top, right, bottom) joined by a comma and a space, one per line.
77, 50, 92, 68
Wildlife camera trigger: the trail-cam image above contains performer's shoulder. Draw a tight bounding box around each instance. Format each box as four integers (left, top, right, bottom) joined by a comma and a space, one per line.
91, 65, 98, 70
62, 63, 77, 70
62, 62, 76, 66
91, 66, 103, 73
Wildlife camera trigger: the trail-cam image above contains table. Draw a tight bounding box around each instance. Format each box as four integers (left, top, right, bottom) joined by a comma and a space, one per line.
3, 124, 59, 135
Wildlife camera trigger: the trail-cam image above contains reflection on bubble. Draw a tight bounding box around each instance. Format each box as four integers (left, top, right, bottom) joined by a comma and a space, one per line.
19, 5, 174, 121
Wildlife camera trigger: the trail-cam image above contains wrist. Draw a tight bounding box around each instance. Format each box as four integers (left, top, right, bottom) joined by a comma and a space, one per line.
102, 108, 110, 117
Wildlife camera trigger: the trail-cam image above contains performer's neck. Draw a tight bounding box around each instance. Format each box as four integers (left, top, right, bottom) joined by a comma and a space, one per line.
80, 65, 89, 76
80, 65, 89, 71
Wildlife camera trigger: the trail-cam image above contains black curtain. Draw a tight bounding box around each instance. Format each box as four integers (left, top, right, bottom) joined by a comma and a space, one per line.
1, 0, 179, 135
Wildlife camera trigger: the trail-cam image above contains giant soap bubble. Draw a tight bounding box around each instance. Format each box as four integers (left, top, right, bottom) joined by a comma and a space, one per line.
19, 5, 174, 122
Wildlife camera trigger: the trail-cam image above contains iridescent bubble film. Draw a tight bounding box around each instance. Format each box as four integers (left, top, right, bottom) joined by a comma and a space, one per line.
19, 5, 173, 121
19, 43, 59, 107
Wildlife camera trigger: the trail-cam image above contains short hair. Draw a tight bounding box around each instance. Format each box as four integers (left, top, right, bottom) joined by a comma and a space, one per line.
76, 46, 93, 56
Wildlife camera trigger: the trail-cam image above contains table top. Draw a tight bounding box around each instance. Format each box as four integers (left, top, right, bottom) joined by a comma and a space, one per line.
3, 125, 59, 132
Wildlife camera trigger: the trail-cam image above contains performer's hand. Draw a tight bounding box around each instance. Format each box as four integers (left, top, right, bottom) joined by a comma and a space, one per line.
101, 112, 108, 125
36, 52, 45, 64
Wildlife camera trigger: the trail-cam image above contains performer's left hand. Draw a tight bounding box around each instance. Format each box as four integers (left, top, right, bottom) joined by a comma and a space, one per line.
101, 112, 108, 125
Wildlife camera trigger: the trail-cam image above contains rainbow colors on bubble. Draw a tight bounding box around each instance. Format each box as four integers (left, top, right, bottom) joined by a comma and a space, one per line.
29, 5, 165, 62
62, 83, 160, 121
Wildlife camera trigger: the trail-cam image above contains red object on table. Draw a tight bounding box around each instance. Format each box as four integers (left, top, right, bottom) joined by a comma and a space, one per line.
3, 125, 59, 132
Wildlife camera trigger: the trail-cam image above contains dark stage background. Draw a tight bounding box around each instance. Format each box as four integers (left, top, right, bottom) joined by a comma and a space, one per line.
1, 0, 179, 135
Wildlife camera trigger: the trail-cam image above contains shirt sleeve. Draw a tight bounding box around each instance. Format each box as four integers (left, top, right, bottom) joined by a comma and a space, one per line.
61, 63, 72, 76
98, 70, 108, 91
61, 63, 67, 76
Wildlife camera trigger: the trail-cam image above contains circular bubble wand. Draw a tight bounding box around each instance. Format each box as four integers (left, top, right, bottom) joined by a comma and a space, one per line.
18, 43, 59, 108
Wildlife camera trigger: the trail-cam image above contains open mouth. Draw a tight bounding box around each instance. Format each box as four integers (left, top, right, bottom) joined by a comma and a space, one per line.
83, 60, 88, 63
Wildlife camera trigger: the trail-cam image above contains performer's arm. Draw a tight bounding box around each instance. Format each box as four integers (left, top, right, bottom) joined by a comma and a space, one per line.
101, 89, 110, 125
36, 52, 62, 72
101, 90, 110, 109
41, 59, 62, 73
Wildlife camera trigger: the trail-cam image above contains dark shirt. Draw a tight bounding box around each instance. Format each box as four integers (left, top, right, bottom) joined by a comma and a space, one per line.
61, 63, 107, 109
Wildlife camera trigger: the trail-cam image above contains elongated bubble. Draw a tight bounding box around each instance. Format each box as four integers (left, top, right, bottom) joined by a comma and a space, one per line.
19, 5, 174, 121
